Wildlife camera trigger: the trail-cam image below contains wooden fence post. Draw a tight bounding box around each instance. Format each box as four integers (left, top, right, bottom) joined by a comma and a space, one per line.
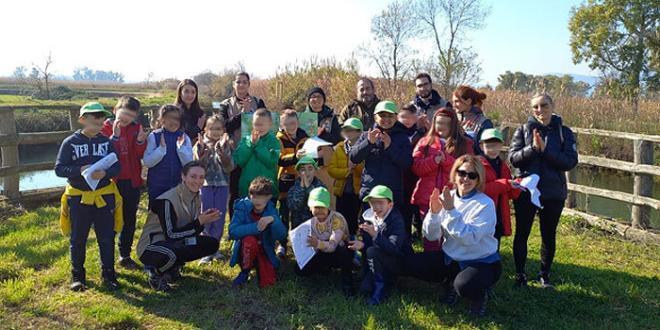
0, 109, 20, 199
631, 139, 653, 229
565, 168, 578, 209
68, 107, 81, 130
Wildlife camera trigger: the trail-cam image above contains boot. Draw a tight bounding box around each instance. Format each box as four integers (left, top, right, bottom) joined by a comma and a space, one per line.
101, 268, 120, 291
70, 268, 86, 292
147, 268, 171, 292
469, 292, 488, 317
367, 273, 387, 306
514, 272, 528, 288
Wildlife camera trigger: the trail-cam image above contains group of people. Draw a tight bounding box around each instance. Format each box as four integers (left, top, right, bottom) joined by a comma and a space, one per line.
55, 72, 578, 317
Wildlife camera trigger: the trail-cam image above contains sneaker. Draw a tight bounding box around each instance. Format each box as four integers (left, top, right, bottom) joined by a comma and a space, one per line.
443, 287, 459, 306
232, 270, 250, 287
514, 273, 528, 288
163, 266, 181, 284
70, 269, 86, 292
468, 292, 488, 317
118, 257, 141, 270
538, 272, 554, 289
102, 268, 120, 291
212, 251, 226, 261
148, 273, 172, 292
276, 245, 286, 259
198, 255, 214, 265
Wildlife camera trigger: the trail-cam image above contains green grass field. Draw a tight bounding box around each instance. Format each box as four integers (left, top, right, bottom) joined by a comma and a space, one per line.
0, 197, 658, 329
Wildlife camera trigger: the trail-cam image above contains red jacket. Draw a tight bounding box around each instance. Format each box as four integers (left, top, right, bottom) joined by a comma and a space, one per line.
480, 156, 521, 236
411, 136, 456, 208
101, 119, 147, 188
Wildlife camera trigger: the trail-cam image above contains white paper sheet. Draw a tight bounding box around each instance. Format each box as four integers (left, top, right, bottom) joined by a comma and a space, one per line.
289, 219, 316, 269
82, 153, 118, 191
301, 136, 333, 159
520, 174, 543, 209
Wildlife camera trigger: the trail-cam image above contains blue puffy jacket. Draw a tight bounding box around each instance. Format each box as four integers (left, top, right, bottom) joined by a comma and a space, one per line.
349, 121, 413, 205
228, 197, 287, 269
509, 115, 578, 201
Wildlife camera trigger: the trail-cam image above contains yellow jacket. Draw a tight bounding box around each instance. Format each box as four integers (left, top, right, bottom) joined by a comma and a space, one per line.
327, 140, 364, 197
59, 182, 123, 235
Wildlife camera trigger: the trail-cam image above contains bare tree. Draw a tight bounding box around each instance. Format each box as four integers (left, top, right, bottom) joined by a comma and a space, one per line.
415, 0, 490, 95
360, 1, 419, 92
31, 52, 54, 99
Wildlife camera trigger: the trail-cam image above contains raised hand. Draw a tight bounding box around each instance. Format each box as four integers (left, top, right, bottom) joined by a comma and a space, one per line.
250, 130, 260, 144
434, 152, 445, 165
112, 120, 121, 137
199, 208, 220, 225
197, 114, 207, 130
439, 186, 454, 210
176, 135, 186, 149
367, 128, 379, 144
359, 222, 377, 238
257, 216, 274, 231
429, 188, 442, 214
380, 131, 392, 149
533, 129, 546, 152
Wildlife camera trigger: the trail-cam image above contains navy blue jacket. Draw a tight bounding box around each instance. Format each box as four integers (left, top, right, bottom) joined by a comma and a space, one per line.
362, 208, 413, 257
509, 115, 578, 201
55, 130, 120, 191
349, 121, 413, 205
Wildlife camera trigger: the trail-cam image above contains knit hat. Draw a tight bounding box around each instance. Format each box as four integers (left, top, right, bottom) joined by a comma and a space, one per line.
307, 87, 326, 103
308, 187, 331, 209
480, 128, 504, 143
362, 185, 393, 202
374, 100, 398, 115
79, 102, 112, 118
341, 117, 364, 131
295, 155, 318, 171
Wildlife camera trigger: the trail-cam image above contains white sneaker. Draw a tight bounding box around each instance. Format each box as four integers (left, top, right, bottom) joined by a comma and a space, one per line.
276, 245, 286, 258
198, 255, 213, 265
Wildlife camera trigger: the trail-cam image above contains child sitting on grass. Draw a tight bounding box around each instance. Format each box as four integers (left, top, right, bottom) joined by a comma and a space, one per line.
229, 177, 287, 288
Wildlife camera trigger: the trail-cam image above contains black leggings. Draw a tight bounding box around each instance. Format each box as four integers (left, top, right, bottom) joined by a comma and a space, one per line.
513, 191, 564, 274
401, 251, 446, 282
140, 236, 219, 273
448, 261, 502, 300
295, 246, 353, 277
336, 193, 362, 236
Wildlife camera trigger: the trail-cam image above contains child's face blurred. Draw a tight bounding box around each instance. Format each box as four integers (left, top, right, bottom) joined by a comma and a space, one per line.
252, 116, 272, 136
161, 111, 181, 132
434, 115, 452, 138
375, 112, 396, 130
182, 166, 206, 193
341, 128, 361, 142
114, 108, 137, 127
281, 116, 299, 135
298, 164, 316, 182
369, 198, 393, 219
78, 113, 105, 134
398, 111, 417, 129
482, 140, 503, 159
250, 194, 271, 212
311, 206, 329, 221
205, 122, 225, 141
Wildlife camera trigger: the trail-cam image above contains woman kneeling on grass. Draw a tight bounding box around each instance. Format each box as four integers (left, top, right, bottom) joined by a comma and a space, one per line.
423, 155, 501, 317
136, 161, 221, 292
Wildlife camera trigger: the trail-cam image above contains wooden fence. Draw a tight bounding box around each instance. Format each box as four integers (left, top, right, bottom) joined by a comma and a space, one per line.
0, 105, 657, 238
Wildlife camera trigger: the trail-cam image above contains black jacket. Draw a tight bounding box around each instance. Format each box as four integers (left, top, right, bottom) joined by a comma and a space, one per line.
509, 115, 578, 201
362, 208, 413, 257
55, 130, 120, 191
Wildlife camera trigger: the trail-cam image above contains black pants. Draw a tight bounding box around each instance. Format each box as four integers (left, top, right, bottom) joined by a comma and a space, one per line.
513, 191, 564, 274
228, 167, 242, 218
140, 236, 219, 273
448, 261, 502, 300
401, 251, 446, 282
68, 194, 116, 274
295, 246, 353, 277
337, 192, 362, 236
400, 202, 419, 238
278, 197, 290, 245
366, 246, 402, 279
116, 179, 141, 258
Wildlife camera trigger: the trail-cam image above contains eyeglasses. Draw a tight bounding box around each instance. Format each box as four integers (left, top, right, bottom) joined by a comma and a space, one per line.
457, 170, 479, 180
532, 103, 549, 110
416, 82, 430, 88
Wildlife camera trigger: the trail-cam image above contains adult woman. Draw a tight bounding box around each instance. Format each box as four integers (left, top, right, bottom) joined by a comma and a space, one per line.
452, 85, 493, 154
174, 79, 206, 142
509, 93, 578, 288
412, 107, 473, 251
304, 86, 341, 144
137, 161, 221, 291
422, 155, 501, 317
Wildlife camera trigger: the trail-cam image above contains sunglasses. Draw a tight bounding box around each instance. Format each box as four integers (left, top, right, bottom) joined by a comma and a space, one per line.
457, 170, 479, 180
532, 103, 549, 110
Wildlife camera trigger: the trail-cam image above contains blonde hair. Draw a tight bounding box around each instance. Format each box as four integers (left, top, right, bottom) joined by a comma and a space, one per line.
449, 155, 485, 192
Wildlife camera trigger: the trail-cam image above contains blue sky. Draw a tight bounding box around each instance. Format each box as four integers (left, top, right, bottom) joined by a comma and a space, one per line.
0, 0, 596, 86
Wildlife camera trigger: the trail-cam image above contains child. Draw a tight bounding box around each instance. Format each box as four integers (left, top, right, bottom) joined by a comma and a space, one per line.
56, 102, 122, 291
327, 118, 364, 237
479, 128, 521, 248
143, 105, 193, 202
347, 185, 412, 305
276, 109, 309, 257
295, 187, 355, 297
398, 104, 427, 239
193, 115, 235, 264
229, 177, 287, 288
287, 156, 325, 230
233, 108, 281, 199
100, 96, 147, 270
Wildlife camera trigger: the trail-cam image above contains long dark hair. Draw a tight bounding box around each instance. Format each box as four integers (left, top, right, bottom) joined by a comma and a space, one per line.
424, 107, 470, 157
175, 79, 203, 115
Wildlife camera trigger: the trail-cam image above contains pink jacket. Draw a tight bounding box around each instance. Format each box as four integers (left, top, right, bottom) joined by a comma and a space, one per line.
411, 135, 456, 208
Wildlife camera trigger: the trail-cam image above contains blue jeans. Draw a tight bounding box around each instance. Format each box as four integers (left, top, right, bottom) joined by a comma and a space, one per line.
68, 194, 116, 273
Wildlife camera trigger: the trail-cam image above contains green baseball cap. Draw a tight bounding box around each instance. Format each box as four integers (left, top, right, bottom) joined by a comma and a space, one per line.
374, 100, 398, 115
342, 117, 364, 131
481, 128, 504, 143
79, 102, 112, 118
295, 155, 318, 171
362, 185, 393, 202
308, 187, 331, 209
